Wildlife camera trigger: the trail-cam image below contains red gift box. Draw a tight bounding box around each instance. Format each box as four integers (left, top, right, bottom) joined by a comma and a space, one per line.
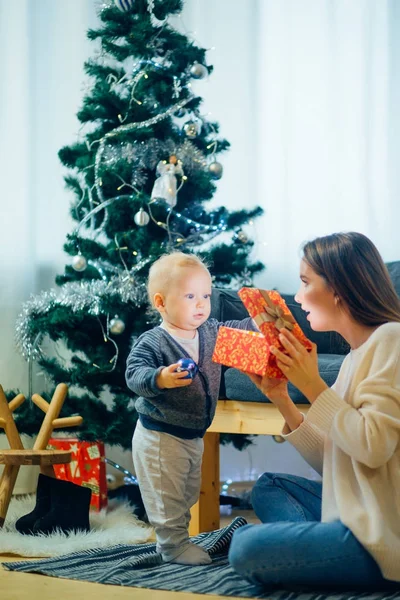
213, 288, 312, 379
238, 288, 313, 378
48, 438, 108, 511
212, 327, 269, 376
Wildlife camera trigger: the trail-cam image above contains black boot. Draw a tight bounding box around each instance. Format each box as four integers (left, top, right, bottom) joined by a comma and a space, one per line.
15, 473, 53, 535
33, 477, 92, 535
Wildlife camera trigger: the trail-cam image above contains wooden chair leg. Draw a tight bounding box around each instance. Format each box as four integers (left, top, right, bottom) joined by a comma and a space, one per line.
189, 431, 220, 536
0, 464, 20, 528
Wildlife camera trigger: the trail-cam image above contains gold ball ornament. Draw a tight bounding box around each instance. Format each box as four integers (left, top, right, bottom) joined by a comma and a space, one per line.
71, 254, 88, 272
189, 63, 208, 80
208, 161, 223, 180
109, 317, 126, 335
183, 121, 200, 139
234, 230, 249, 244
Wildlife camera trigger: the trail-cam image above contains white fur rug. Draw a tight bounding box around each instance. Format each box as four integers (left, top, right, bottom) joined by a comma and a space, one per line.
0, 495, 153, 558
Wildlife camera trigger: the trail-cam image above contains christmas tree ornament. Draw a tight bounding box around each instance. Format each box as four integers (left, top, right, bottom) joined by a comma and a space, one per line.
174, 107, 187, 119
208, 161, 223, 180
151, 155, 184, 207
234, 230, 249, 244
71, 254, 88, 272
189, 63, 208, 80
176, 358, 198, 380
238, 267, 253, 287
236, 230, 249, 244
183, 121, 201, 139
109, 317, 126, 335
134, 208, 150, 226
114, 0, 135, 12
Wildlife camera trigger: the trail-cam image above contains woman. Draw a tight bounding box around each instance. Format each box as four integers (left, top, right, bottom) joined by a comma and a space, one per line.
229, 232, 400, 591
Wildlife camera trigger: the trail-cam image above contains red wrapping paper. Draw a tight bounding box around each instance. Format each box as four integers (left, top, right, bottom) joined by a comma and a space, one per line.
212, 327, 270, 376
48, 438, 108, 511
213, 288, 312, 379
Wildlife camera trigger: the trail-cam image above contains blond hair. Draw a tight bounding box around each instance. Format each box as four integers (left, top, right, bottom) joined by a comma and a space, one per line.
147, 252, 210, 307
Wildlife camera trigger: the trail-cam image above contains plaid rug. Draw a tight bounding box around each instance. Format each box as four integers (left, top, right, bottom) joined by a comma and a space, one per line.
3, 517, 400, 599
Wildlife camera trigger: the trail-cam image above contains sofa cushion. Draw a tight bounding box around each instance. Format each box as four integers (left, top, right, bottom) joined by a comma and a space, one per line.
224, 353, 346, 404
210, 288, 248, 322
386, 261, 400, 297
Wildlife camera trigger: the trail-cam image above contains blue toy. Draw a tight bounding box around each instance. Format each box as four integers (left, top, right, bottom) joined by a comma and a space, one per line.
176, 358, 198, 380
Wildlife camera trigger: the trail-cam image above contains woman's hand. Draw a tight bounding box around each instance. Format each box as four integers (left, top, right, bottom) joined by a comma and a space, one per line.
247, 373, 290, 407
246, 373, 304, 433
271, 329, 328, 403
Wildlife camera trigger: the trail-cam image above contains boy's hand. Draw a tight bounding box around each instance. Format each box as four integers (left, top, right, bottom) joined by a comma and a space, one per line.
156, 364, 193, 389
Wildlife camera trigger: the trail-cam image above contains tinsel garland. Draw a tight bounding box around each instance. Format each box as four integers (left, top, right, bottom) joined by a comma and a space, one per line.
93, 97, 193, 203
102, 138, 208, 189
15, 275, 148, 361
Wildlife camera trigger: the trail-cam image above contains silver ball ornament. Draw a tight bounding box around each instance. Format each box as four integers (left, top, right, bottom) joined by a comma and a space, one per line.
134, 208, 150, 227
174, 107, 187, 119
109, 317, 126, 335
183, 121, 200, 139
71, 254, 88, 272
208, 161, 223, 180
189, 63, 208, 80
114, 0, 135, 12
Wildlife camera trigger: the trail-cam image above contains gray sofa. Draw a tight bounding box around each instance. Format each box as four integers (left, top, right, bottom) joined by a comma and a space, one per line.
211, 261, 400, 404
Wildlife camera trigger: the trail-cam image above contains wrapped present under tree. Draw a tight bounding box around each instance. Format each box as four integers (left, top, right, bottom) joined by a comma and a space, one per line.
48, 438, 107, 511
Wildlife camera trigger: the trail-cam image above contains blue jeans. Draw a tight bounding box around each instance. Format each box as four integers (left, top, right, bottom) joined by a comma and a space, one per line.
228, 473, 399, 591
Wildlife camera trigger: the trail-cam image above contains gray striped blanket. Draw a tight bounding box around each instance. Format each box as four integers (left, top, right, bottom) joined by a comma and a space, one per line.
3, 517, 400, 599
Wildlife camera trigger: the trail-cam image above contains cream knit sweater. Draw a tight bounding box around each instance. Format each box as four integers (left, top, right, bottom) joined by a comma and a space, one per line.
283, 322, 400, 581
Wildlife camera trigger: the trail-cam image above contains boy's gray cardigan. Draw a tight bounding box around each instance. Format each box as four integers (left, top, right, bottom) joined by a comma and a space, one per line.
125, 318, 254, 439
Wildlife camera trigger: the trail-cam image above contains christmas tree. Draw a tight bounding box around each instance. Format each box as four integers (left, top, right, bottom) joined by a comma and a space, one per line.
15, 0, 263, 450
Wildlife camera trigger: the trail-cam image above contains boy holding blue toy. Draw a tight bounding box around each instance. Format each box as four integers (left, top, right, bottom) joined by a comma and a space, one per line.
126, 252, 254, 565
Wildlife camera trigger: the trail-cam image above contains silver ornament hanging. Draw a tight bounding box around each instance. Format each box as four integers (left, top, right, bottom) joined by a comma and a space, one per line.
174, 107, 187, 119
208, 161, 223, 180
234, 230, 249, 244
183, 121, 201, 139
134, 208, 150, 226
71, 254, 88, 272
114, 0, 135, 12
189, 63, 208, 80
109, 317, 126, 335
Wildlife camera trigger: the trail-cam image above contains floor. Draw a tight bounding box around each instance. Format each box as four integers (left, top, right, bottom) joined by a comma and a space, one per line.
0, 509, 261, 600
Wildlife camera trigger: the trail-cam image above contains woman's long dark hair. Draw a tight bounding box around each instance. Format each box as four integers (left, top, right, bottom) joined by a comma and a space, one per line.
302, 232, 400, 326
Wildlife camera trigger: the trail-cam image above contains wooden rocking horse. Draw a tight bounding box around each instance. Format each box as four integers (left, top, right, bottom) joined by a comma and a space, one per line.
0, 383, 82, 528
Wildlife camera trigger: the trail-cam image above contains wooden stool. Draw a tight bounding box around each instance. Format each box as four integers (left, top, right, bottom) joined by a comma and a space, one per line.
0, 383, 82, 528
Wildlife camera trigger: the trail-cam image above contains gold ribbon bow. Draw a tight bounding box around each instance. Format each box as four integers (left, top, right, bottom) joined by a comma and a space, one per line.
253, 291, 296, 331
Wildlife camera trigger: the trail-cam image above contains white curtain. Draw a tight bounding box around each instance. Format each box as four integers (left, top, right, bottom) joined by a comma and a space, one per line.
0, 0, 97, 392
255, 0, 400, 291
181, 0, 400, 293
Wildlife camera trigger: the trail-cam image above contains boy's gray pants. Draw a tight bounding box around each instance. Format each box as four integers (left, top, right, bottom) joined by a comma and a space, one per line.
132, 420, 204, 557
